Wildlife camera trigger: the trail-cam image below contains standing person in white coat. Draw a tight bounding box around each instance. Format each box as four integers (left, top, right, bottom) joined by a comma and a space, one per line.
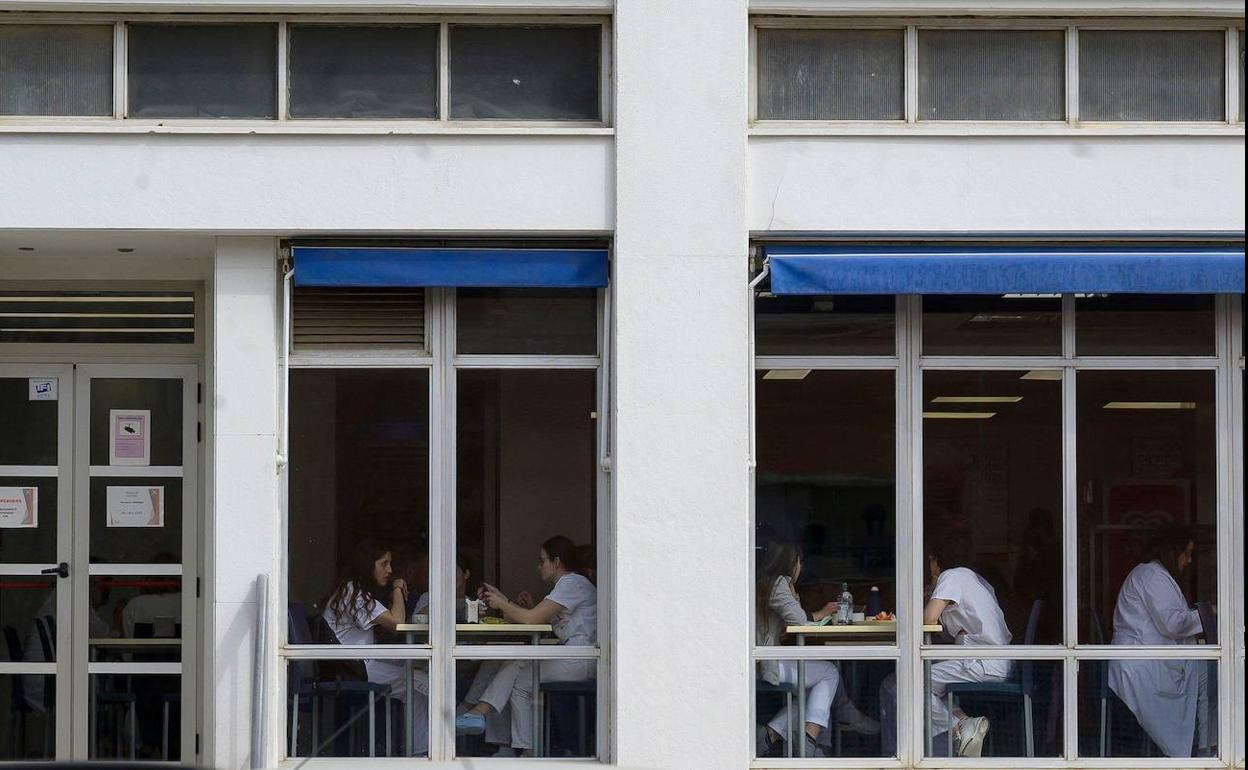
1108, 526, 1212, 757
754, 541, 879, 758
879, 534, 1012, 757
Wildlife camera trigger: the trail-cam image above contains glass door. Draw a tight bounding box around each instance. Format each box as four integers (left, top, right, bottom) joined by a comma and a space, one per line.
0, 364, 72, 761
73, 364, 198, 762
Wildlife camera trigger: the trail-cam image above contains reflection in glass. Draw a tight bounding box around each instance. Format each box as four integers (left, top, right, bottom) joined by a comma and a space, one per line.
919, 659, 1063, 757
754, 660, 892, 758
449, 26, 600, 120
924, 371, 1062, 643
1077, 659, 1216, 758
127, 24, 277, 119
456, 370, 597, 645
89, 674, 179, 760
287, 370, 429, 642
288, 25, 438, 119
1076, 294, 1215, 356
0, 378, 57, 465
755, 295, 895, 356
456, 288, 597, 355
455, 659, 596, 757
0, 674, 55, 759
0, 574, 56, 664
1076, 371, 1216, 644
923, 295, 1062, 355
756, 371, 896, 643
286, 659, 429, 758
88, 574, 181, 653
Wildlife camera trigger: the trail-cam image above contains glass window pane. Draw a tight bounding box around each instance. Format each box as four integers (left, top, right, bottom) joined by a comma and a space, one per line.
1076, 294, 1215, 356
288, 25, 438, 119
755, 659, 894, 758
0, 575, 56, 663
89, 574, 182, 654
449, 26, 600, 120
756, 29, 904, 120
919, 30, 1065, 120
1077, 659, 1216, 758
1079, 31, 1224, 122
756, 371, 896, 645
0, 478, 56, 563
88, 673, 179, 760
923, 371, 1062, 644
923, 659, 1063, 757
0, 377, 57, 465
456, 370, 597, 646
288, 370, 430, 646
1076, 371, 1216, 644
0, 24, 112, 116
456, 288, 597, 355
286, 659, 429, 757
127, 24, 276, 119
923, 295, 1062, 356
455, 658, 596, 757
0, 673, 55, 760
755, 295, 895, 356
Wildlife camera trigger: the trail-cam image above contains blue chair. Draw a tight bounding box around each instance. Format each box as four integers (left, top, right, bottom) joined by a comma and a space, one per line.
756, 679, 799, 758
538, 679, 595, 757
944, 599, 1043, 757
4, 625, 35, 758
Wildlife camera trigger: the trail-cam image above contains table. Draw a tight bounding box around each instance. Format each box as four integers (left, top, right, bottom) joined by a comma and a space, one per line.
782, 622, 943, 758
394, 622, 554, 756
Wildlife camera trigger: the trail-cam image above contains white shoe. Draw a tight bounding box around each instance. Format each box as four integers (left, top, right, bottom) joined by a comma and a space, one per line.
955, 716, 989, 757
836, 701, 881, 735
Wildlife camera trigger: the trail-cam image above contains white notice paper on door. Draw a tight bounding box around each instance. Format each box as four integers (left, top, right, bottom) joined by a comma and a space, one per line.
106, 486, 164, 528
0, 487, 37, 528
109, 409, 151, 466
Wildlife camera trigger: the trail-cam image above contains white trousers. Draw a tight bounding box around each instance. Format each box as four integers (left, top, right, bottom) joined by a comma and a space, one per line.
365, 660, 431, 755
927, 659, 1010, 736
465, 658, 594, 751
767, 660, 844, 736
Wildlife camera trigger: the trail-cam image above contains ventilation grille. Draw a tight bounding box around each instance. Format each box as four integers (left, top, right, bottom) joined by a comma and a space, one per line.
0, 291, 195, 344
292, 287, 425, 349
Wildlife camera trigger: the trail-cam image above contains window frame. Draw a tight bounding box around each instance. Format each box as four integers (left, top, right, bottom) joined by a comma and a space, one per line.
750, 259, 1243, 768
279, 281, 612, 763
749, 16, 1245, 135
0, 13, 613, 132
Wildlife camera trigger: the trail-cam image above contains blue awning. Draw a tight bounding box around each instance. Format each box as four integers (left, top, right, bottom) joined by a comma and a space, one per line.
764, 245, 1245, 295
292, 247, 609, 288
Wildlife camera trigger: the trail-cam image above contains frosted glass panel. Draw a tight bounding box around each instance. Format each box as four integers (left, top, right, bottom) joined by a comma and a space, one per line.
288, 25, 438, 119
919, 29, 1065, 120
757, 29, 904, 120
1079, 31, 1224, 121
0, 24, 112, 116
127, 24, 276, 118
449, 26, 599, 120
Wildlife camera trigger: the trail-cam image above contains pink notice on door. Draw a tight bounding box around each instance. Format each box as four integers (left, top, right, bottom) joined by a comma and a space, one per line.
109, 409, 151, 466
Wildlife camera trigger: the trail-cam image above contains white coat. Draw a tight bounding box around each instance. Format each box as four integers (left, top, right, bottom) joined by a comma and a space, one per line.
1108, 560, 1210, 758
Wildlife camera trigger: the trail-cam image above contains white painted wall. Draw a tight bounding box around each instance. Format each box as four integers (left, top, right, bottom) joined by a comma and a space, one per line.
750, 135, 1246, 232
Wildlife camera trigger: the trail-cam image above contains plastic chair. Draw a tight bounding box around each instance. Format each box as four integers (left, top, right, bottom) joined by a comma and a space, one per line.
1196, 601, 1216, 645
944, 599, 1043, 757
538, 679, 595, 757
1083, 607, 1112, 757
756, 680, 799, 758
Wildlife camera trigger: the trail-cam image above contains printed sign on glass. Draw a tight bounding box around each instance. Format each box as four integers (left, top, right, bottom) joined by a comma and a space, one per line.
0, 487, 38, 528
109, 409, 151, 466
106, 486, 164, 528
28, 378, 58, 401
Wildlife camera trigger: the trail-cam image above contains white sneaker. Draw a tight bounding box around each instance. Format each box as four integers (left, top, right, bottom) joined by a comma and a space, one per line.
955, 716, 989, 757
836, 701, 881, 735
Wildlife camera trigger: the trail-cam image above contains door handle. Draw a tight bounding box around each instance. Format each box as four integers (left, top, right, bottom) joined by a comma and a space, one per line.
40, 562, 69, 579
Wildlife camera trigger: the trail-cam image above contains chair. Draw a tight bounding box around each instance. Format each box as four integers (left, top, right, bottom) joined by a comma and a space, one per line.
4, 625, 34, 758
538, 679, 595, 757
756, 679, 798, 758
944, 599, 1043, 757
1083, 607, 1112, 757
1196, 601, 1216, 645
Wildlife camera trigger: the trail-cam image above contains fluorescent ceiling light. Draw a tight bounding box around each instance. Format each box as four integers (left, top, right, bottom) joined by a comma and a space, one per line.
1002, 293, 1061, 299
1103, 401, 1196, 410
923, 411, 996, 419
1021, 370, 1063, 381
763, 369, 811, 381
931, 396, 1022, 404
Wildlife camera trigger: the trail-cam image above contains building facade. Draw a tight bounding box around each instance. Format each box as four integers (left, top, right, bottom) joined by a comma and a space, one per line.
0, 2, 1243, 770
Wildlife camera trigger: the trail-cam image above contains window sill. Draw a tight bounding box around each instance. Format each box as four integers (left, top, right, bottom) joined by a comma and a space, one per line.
0, 120, 614, 136
749, 121, 1246, 137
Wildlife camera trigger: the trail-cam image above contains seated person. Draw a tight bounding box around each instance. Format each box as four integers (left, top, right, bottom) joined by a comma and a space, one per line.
455, 536, 596, 756
880, 534, 1011, 757
1108, 525, 1212, 757
409, 552, 473, 623
755, 541, 878, 758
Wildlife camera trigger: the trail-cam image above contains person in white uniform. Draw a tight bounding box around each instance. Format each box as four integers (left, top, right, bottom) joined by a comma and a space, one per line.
754, 540, 878, 758
1108, 526, 1212, 758
323, 541, 430, 756
456, 535, 597, 756
880, 534, 1011, 757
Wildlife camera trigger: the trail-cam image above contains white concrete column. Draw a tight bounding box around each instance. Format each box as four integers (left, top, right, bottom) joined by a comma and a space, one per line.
209, 236, 280, 769
612, 2, 751, 768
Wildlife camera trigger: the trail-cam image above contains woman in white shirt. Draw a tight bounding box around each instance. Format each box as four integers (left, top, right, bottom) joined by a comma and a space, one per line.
323, 541, 429, 754
1108, 526, 1212, 757
457, 535, 597, 756
754, 541, 878, 758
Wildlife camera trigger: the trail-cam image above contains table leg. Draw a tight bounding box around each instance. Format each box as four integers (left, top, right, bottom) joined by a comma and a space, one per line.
923, 631, 932, 757
404, 631, 413, 757
532, 632, 541, 757
797, 633, 806, 758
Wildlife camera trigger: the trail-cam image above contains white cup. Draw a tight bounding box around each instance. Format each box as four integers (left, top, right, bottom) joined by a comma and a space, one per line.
851, 611, 866, 623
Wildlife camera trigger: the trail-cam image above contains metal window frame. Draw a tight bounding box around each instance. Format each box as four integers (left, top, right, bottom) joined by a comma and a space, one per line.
750, 284, 1243, 768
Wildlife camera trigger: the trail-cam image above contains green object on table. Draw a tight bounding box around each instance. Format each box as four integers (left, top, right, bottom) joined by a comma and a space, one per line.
812, 614, 834, 626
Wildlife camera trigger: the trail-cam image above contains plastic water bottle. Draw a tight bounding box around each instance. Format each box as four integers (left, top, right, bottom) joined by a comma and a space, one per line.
866, 586, 883, 617
838, 582, 854, 625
